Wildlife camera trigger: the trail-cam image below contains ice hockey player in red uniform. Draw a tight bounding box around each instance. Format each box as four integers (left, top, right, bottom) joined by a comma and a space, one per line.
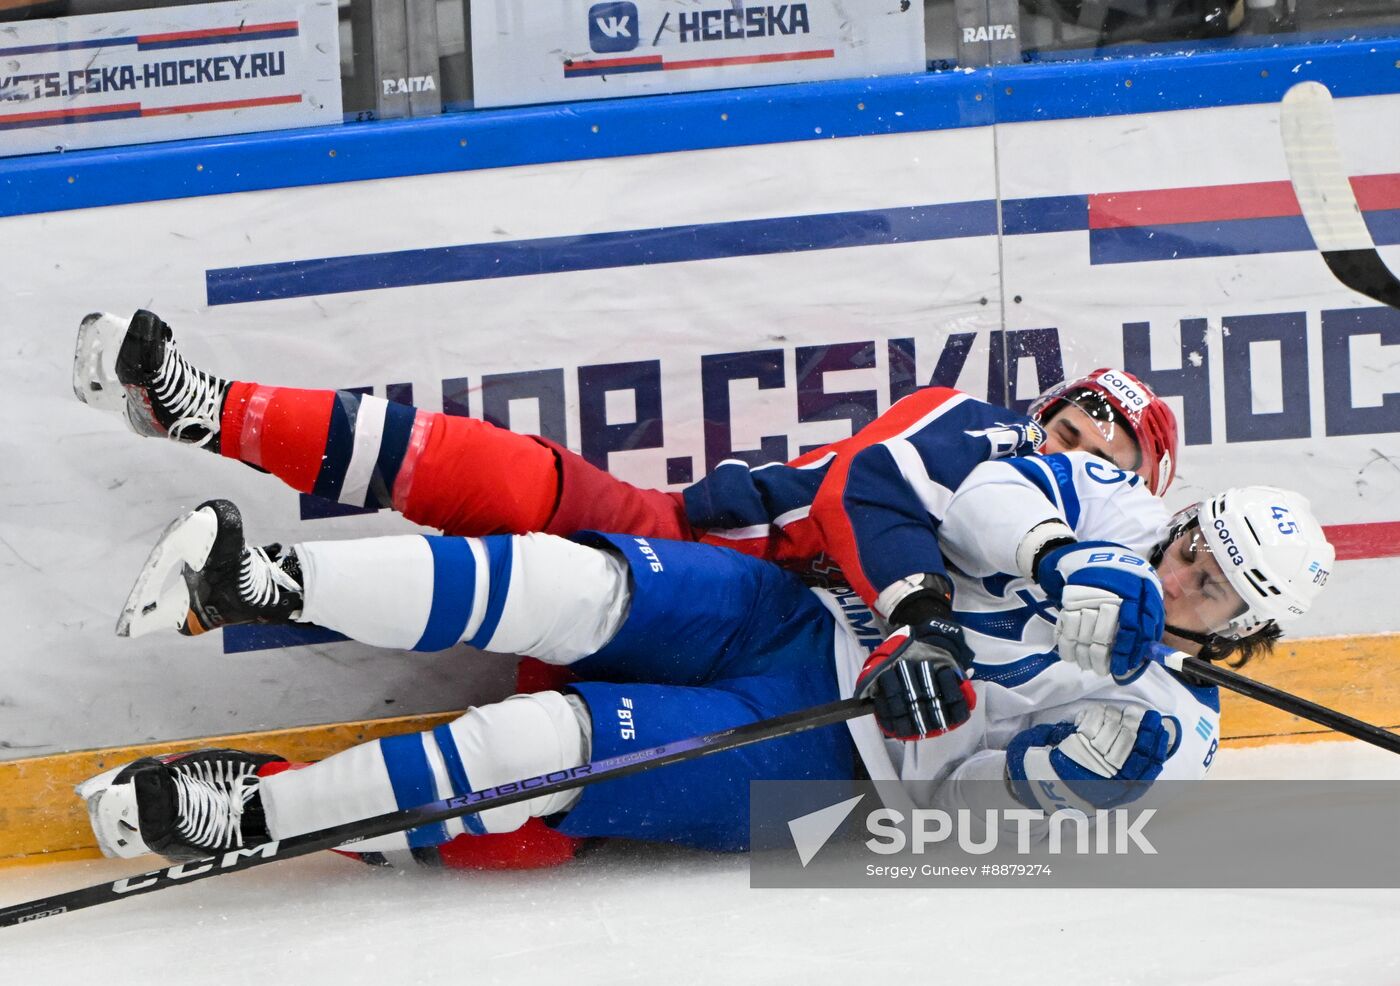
72, 309, 1181, 868
75, 310, 1178, 620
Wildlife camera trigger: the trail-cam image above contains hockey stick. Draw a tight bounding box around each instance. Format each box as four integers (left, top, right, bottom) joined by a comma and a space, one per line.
1153, 645, 1400, 754
0, 696, 870, 929
1280, 80, 1400, 309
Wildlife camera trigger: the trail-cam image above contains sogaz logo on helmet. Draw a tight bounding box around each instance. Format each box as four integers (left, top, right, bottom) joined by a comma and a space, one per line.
1212, 518, 1245, 566
1095, 370, 1151, 413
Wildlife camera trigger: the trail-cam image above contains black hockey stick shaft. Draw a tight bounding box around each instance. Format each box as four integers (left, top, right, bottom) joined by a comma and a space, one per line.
0, 696, 871, 929
1156, 647, 1400, 753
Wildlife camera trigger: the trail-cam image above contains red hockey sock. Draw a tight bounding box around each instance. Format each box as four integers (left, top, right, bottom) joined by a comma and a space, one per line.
397, 413, 558, 535
221, 382, 335, 494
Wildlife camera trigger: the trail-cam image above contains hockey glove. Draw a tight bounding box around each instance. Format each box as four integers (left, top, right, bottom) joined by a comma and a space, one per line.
1004, 704, 1177, 812
855, 618, 976, 741
1036, 540, 1165, 678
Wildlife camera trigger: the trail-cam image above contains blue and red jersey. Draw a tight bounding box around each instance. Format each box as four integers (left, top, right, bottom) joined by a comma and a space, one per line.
682, 388, 1044, 613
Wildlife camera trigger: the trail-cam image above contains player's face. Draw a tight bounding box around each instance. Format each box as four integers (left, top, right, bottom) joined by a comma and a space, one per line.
1156, 526, 1249, 646
1039, 403, 1143, 477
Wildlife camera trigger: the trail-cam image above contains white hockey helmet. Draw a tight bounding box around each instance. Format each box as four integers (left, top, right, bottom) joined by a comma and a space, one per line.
1161, 486, 1334, 639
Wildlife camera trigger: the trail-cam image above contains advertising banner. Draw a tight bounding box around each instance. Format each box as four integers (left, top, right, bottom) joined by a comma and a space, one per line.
0, 0, 342, 157
468, 0, 925, 108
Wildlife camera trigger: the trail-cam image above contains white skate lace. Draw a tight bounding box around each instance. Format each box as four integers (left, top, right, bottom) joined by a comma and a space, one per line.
172, 760, 260, 850
240, 547, 302, 611
153, 343, 224, 447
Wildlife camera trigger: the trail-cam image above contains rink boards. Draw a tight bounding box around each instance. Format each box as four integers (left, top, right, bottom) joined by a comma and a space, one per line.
1, 35, 1399, 793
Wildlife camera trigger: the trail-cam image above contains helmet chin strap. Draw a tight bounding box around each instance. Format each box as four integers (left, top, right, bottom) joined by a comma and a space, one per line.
1164, 624, 1216, 650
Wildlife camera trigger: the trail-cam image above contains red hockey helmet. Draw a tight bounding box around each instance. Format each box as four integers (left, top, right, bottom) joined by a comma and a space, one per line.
1029, 368, 1179, 495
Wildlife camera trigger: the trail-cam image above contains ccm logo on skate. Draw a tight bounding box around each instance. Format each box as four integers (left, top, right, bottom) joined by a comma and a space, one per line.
618, 697, 637, 740
633, 538, 664, 573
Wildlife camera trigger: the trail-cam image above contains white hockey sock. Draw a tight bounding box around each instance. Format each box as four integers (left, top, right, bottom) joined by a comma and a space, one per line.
259, 691, 592, 853
295, 531, 630, 661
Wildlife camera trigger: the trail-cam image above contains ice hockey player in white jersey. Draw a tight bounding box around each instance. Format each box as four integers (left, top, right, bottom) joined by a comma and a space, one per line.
851, 454, 1333, 816
76, 455, 1332, 865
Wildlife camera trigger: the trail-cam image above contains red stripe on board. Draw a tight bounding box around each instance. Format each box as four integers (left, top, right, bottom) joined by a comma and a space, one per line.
664, 49, 835, 71
0, 101, 140, 124
137, 21, 298, 43
1089, 181, 1301, 230
1323, 522, 1400, 561
140, 94, 302, 116
564, 54, 664, 71
1352, 173, 1400, 212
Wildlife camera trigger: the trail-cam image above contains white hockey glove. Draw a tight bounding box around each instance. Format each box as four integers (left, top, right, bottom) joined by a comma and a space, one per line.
1004, 704, 1177, 812
1033, 538, 1165, 678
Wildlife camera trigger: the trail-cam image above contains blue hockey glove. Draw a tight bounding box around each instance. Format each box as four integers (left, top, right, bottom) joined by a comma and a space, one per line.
1004, 705, 1177, 812
855, 618, 976, 741
1036, 540, 1164, 678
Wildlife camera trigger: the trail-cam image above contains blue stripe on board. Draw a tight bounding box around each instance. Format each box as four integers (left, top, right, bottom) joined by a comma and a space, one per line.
563, 62, 663, 77
414, 536, 477, 652
222, 622, 348, 653
0, 36, 134, 57
136, 28, 300, 51
310, 389, 361, 502
466, 535, 514, 650
1365, 207, 1400, 247
1002, 195, 1089, 235
0, 109, 142, 131
1088, 215, 1317, 265
379, 734, 450, 848
205, 201, 997, 305
432, 725, 487, 835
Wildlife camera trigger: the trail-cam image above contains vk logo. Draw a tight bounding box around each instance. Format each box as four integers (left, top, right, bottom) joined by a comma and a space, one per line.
589, 1, 639, 52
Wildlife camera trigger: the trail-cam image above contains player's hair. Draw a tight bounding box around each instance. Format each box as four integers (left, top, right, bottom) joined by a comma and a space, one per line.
1197, 621, 1282, 668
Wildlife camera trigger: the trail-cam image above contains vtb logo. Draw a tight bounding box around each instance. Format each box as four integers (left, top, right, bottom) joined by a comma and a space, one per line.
589, 1, 639, 52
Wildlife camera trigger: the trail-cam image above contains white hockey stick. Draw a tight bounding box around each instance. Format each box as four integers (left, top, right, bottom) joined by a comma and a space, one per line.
1280, 81, 1400, 309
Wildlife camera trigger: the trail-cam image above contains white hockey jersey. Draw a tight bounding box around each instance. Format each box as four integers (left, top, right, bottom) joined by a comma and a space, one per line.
818, 451, 1223, 812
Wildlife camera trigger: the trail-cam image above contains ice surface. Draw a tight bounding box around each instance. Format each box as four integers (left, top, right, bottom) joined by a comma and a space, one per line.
4, 741, 1399, 986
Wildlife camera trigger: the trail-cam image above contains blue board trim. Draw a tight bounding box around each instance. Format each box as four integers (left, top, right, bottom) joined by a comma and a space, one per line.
4, 34, 1400, 220
0, 70, 985, 219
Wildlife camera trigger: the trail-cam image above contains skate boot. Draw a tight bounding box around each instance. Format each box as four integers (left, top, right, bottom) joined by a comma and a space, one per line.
76, 749, 287, 861
117, 499, 304, 638
72, 309, 230, 449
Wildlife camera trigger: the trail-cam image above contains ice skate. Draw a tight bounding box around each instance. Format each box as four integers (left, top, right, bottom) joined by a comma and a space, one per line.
72, 309, 230, 449
117, 499, 303, 638
76, 749, 286, 861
